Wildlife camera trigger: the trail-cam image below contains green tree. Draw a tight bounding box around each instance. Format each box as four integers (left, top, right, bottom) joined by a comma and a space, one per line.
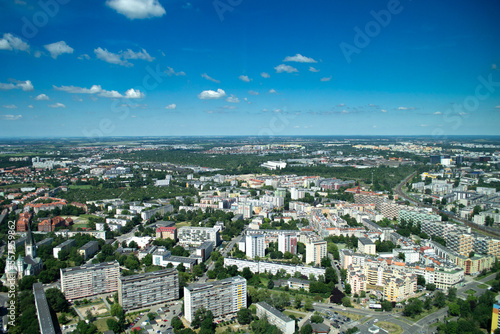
300, 324, 313, 334
447, 287, 457, 301
426, 283, 436, 291
45, 288, 69, 313
172, 316, 185, 330
303, 299, 313, 311
449, 302, 460, 316
294, 295, 303, 309
434, 291, 446, 308
344, 283, 351, 295
236, 307, 253, 325
110, 303, 124, 317
325, 267, 338, 284
267, 280, 275, 289
381, 300, 393, 312
342, 296, 352, 307
107, 318, 123, 333
417, 275, 426, 286
310, 312, 324, 324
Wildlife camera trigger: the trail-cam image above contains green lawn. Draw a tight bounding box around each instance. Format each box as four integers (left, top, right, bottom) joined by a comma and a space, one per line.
69, 185, 93, 189
477, 284, 489, 289
465, 289, 476, 295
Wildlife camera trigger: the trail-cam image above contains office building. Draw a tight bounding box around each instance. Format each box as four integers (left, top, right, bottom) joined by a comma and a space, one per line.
60, 261, 120, 300
156, 226, 177, 241
118, 269, 179, 311
306, 240, 327, 265
184, 276, 247, 323
256, 302, 295, 334
246, 234, 265, 259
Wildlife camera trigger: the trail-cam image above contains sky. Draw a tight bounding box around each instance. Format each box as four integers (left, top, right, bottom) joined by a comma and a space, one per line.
0, 0, 499, 138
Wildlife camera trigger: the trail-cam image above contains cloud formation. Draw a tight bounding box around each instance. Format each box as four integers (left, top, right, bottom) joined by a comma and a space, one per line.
0, 114, 22, 121
35, 94, 49, 101
320, 76, 332, 82
260, 72, 270, 78
248, 90, 259, 95
165, 103, 176, 109
274, 64, 298, 73
283, 54, 317, 63
49, 103, 66, 108
165, 67, 186, 76
106, 0, 166, 19
44, 41, 74, 59
54, 84, 144, 99
226, 95, 240, 103
94, 47, 154, 66
198, 89, 226, 100
0, 80, 34, 91
201, 73, 220, 83
309, 67, 320, 72
238, 75, 251, 82
0, 33, 29, 52
3, 105, 17, 109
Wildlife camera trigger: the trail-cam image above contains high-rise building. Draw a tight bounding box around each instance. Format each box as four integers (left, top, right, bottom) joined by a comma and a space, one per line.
278, 233, 297, 255
245, 234, 265, 259
306, 240, 327, 265
184, 276, 247, 323
60, 261, 119, 300
492, 304, 500, 334
118, 269, 179, 311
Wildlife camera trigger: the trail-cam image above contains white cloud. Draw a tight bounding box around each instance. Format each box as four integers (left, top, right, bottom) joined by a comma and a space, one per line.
44, 41, 74, 59
78, 54, 90, 60
268, 89, 277, 94
309, 66, 320, 72
260, 72, 270, 78
274, 64, 298, 73
95, 47, 130, 66
495, 105, 500, 109
397, 106, 415, 110
0, 80, 33, 91
433, 111, 442, 115
124, 88, 144, 99
420, 124, 429, 127
94, 47, 153, 66
34, 51, 42, 58
3, 105, 17, 109
198, 89, 226, 100
28, 105, 33, 108
35, 94, 49, 101
165, 67, 186, 76
283, 53, 317, 63
0, 114, 22, 121
320, 76, 332, 82
165, 103, 176, 109
248, 90, 259, 95
381, 109, 387, 113
106, 0, 166, 19
54, 85, 103, 94
122, 48, 154, 61
49, 103, 66, 108
54, 84, 144, 99
226, 95, 240, 103
238, 75, 251, 82
0, 33, 29, 52
201, 73, 220, 83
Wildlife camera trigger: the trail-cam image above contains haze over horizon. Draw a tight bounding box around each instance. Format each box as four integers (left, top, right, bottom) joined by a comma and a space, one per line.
1, 0, 499, 138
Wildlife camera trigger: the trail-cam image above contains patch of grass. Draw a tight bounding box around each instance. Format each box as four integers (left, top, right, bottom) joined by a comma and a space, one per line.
337, 311, 364, 321
69, 185, 93, 189
93, 317, 111, 333
283, 310, 308, 318
377, 321, 403, 334
175, 221, 191, 227
465, 289, 476, 295
478, 283, 489, 289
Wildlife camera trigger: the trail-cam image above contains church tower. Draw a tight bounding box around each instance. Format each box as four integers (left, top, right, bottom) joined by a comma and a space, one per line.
25, 224, 36, 258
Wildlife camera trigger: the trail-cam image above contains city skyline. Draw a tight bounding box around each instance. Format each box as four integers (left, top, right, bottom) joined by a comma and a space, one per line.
0, 0, 499, 138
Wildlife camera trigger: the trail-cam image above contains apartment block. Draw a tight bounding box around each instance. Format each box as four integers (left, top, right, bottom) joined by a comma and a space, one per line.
306, 240, 327, 265
224, 258, 325, 278
358, 238, 376, 255
60, 261, 119, 300
246, 234, 265, 259
399, 209, 441, 225
78, 241, 99, 260
118, 269, 179, 311
184, 276, 247, 323
278, 233, 297, 255
178, 226, 221, 247
53, 239, 75, 259
256, 302, 295, 334
33, 283, 56, 334
446, 232, 474, 257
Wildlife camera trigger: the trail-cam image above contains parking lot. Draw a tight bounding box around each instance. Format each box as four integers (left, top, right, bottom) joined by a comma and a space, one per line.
127, 301, 183, 333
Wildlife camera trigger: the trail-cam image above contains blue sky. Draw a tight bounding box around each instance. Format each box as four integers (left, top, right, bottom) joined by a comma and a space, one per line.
0, 0, 499, 138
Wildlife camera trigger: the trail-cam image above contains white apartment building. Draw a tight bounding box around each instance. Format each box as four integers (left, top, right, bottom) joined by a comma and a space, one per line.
306, 240, 327, 265
246, 234, 265, 259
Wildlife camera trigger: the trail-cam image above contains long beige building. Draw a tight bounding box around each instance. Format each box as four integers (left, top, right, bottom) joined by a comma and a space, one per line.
118, 269, 179, 311
60, 261, 120, 300
184, 276, 246, 323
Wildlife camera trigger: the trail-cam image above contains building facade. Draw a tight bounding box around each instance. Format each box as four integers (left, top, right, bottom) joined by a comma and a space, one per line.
256, 302, 295, 334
